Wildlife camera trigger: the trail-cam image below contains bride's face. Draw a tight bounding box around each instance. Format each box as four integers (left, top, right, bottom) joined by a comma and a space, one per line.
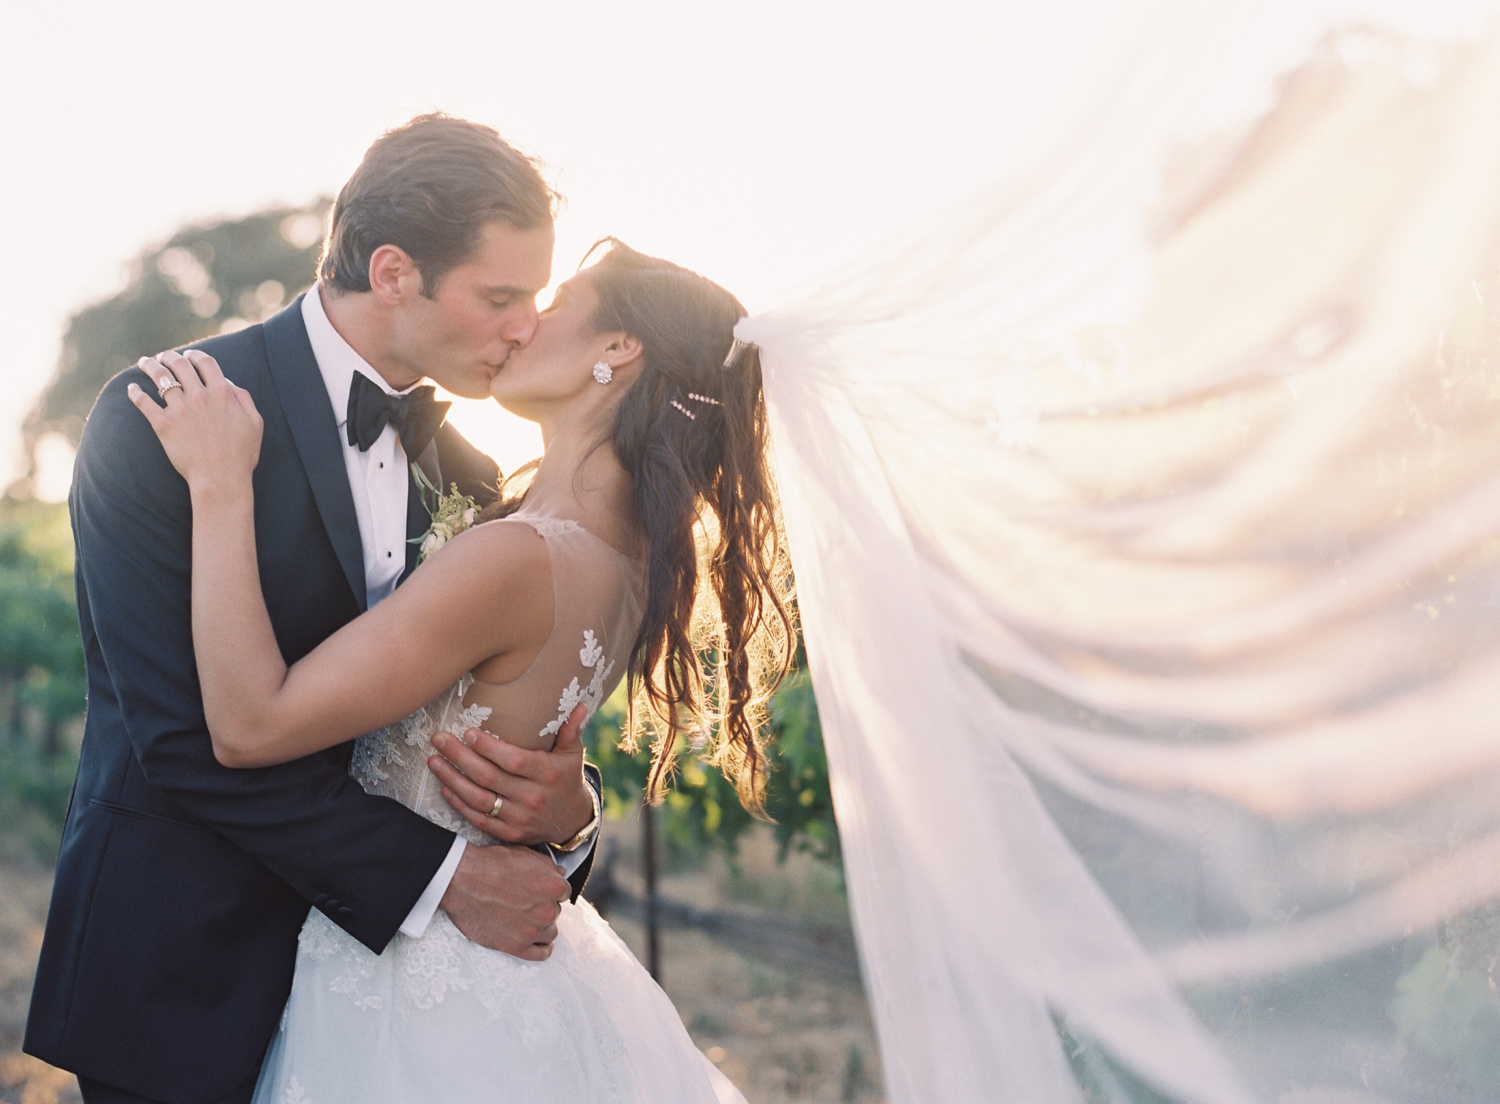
488, 272, 613, 420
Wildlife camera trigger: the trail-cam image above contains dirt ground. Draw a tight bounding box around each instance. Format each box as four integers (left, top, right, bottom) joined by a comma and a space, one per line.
0, 823, 884, 1104
601, 819, 887, 1103
0, 862, 78, 1104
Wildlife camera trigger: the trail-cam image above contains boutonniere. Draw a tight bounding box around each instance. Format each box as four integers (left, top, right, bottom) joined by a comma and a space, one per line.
410, 464, 479, 564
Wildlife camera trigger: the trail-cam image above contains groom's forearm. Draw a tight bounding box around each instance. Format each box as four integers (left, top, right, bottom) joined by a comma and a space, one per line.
400, 834, 468, 937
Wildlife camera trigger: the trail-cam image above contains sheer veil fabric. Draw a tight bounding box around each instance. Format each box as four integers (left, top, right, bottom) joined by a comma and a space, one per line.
741, 3, 1500, 1100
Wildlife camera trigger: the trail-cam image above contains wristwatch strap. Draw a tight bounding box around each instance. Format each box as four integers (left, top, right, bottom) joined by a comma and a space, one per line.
554, 779, 602, 853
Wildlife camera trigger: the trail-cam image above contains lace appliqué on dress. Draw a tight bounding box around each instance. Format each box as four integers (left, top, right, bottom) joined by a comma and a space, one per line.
349, 702, 432, 789
348, 684, 494, 843
298, 911, 383, 1012
449, 700, 492, 737
540, 630, 615, 740
524, 516, 584, 540
295, 904, 587, 1049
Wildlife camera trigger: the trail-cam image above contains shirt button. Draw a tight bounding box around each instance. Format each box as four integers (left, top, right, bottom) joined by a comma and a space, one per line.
379, 462, 384, 468
387, 551, 393, 558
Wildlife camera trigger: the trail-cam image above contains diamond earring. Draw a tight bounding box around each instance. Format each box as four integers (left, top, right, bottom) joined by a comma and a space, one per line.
592, 360, 613, 385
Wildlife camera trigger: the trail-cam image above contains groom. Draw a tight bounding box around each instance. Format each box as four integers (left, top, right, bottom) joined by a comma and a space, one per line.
25, 115, 603, 1104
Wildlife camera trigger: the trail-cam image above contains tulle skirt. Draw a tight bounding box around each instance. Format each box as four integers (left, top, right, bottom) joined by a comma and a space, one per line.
251, 899, 743, 1104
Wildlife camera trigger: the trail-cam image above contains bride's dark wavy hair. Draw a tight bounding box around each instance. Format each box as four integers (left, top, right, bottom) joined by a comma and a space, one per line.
586, 239, 795, 812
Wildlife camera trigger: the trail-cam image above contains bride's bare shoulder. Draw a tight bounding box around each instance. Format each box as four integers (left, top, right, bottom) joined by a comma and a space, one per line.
404, 516, 553, 603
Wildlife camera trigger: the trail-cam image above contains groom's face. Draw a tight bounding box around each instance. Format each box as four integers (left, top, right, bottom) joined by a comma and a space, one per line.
391, 220, 555, 399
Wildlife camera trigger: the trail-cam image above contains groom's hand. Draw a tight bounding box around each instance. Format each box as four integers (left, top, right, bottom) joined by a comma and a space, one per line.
428, 704, 596, 848
440, 844, 569, 959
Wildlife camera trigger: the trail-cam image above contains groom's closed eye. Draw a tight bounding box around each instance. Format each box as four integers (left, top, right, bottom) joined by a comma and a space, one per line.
481, 284, 534, 309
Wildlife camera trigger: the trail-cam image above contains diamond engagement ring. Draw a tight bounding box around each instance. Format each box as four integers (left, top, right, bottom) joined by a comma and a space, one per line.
156, 376, 183, 397
488, 793, 504, 818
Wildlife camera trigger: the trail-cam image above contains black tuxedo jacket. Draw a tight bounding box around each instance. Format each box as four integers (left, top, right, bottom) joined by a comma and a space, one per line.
25, 298, 593, 1103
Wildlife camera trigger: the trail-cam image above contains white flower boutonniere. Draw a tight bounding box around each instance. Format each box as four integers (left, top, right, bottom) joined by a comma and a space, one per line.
410, 464, 480, 565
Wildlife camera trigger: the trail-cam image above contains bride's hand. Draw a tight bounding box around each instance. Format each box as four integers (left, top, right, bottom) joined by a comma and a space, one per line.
128, 350, 264, 493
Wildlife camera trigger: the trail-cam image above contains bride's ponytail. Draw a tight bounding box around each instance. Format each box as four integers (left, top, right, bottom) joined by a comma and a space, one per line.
588, 241, 794, 812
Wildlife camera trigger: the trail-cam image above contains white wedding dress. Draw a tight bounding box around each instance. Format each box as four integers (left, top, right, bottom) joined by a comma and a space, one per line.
251, 514, 744, 1104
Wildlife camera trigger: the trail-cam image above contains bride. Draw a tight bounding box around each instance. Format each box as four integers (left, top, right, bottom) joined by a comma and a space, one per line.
126, 239, 791, 1104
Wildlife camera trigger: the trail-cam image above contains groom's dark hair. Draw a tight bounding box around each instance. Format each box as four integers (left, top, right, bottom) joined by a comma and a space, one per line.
319, 113, 557, 296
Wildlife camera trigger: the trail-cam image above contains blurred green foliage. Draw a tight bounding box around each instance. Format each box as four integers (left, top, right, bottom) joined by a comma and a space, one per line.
1058, 1020, 1180, 1104
586, 664, 841, 873
0, 499, 84, 856
1389, 905, 1500, 1094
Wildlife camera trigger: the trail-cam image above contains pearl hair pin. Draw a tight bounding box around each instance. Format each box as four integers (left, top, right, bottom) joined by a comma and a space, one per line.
671, 391, 724, 420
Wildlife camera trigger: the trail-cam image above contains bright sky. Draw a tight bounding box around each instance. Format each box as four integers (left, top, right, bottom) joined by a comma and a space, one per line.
12, 0, 1484, 498
0, 0, 1117, 495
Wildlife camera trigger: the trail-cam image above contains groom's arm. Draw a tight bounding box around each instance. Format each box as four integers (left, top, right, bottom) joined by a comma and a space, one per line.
73, 372, 458, 954
434, 421, 502, 503
396, 767, 598, 939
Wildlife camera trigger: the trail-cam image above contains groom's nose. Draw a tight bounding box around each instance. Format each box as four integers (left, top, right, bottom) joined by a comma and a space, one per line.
499, 300, 541, 348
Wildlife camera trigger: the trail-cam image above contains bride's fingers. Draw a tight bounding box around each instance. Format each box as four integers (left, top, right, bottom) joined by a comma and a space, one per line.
125, 382, 167, 432
136, 357, 185, 404
182, 348, 227, 387
232, 385, 261, 421
156, 349, 206, 392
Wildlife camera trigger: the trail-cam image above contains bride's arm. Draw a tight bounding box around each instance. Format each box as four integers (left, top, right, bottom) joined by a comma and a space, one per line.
128, 350, 550, 769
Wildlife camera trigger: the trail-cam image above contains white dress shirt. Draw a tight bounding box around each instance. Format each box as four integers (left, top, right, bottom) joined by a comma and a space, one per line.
301, 286, 592, 939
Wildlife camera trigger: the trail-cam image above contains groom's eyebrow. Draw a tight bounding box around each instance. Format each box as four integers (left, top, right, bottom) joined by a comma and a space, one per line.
481, 284, 534, 297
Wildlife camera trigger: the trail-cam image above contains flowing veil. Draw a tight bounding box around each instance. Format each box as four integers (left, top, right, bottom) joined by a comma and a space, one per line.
740, 3, 1500, 1100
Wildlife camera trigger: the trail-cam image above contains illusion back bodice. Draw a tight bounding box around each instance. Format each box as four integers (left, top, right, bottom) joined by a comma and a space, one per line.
350, 513, 643, 845
264, 525, 739, 1104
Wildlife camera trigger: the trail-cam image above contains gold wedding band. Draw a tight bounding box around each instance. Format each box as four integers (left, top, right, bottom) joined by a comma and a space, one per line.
488, 793, 504, 818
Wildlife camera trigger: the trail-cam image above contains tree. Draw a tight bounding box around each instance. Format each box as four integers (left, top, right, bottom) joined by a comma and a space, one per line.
22, 201, 330, 460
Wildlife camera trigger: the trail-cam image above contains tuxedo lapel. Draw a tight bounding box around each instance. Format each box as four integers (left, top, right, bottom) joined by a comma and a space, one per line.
402, 441, 442, 583
262, 297, 368, 610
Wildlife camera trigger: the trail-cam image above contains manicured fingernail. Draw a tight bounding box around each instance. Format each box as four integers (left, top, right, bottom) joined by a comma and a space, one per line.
432, 733, 447, 750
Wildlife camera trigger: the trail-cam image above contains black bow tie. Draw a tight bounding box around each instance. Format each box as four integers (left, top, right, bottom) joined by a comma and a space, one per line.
346, 372, 451, 458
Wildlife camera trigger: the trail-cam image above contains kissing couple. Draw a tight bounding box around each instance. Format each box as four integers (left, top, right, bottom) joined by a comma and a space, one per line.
26, 113, 791, 1104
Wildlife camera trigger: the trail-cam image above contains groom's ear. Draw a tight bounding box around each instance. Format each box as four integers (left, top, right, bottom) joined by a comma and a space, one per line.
368, 243, 424, 305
